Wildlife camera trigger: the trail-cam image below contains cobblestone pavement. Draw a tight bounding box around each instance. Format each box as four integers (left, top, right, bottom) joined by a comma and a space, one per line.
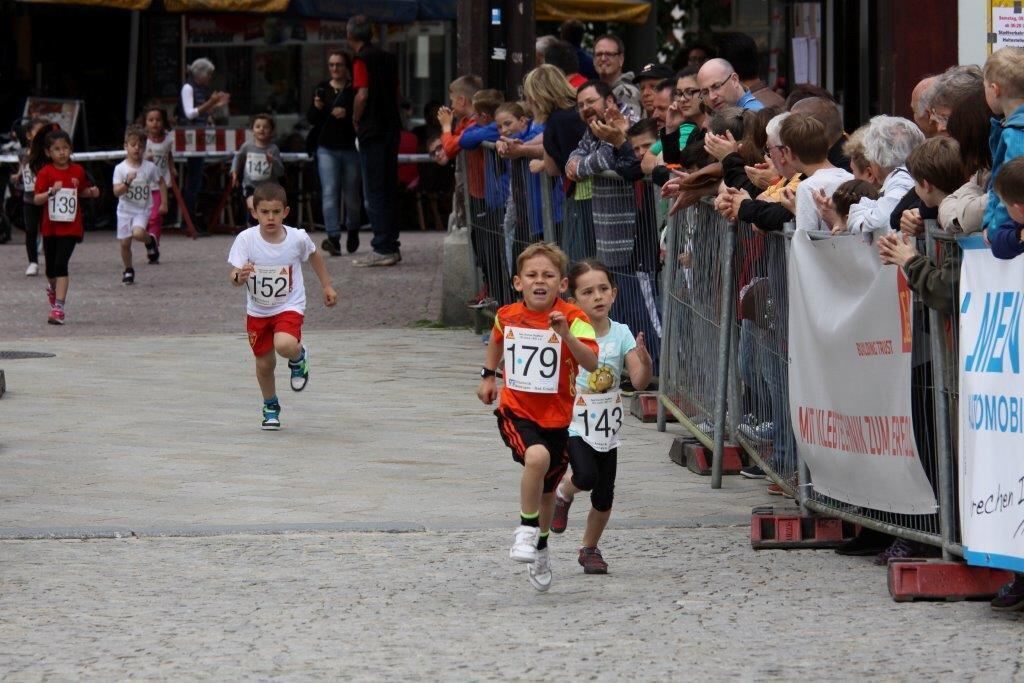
3, 227, 1023, 680
3, 529, 1023, 681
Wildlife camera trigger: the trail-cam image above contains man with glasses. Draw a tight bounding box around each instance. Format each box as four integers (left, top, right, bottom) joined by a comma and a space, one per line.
593, 34, 641, 117
696, 58, 764, 112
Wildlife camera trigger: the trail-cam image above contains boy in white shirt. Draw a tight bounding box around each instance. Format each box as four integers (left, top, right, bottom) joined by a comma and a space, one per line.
228, 182, 337, 430
777, 113, 853, 231
112, 125, 165, 284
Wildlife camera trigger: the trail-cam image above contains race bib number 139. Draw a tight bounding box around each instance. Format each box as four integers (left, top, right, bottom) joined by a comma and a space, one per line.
48, 188, 78, 223
503, 326, 561, 394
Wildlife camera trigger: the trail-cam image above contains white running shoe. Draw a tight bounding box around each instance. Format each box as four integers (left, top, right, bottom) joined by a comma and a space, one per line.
510, 525, 539, 563
528, 547, 552, 592
25, 262, 39, 276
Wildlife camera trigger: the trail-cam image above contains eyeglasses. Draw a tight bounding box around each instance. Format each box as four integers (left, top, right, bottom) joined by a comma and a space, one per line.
674, 88, 700, 101
594, 51, 622, 59
698, 73, 735, 100
764, 144, 787, 156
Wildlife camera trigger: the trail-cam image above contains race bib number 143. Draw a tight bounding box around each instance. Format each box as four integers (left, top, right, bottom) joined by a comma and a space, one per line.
571, 391, 624, 452
503, 326, 561, 394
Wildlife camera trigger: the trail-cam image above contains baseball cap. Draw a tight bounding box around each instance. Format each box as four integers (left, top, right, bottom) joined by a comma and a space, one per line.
635, 63, 674, 83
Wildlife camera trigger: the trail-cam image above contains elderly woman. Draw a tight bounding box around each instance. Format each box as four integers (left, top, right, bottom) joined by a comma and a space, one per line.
842, 115, 924, 235
177, 58, 229, 234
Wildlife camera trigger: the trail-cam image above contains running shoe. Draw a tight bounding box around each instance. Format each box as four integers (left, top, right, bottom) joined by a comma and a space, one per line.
578, 546, 608, 574
738, 421, 775, 444
47, 307, 65, 325
353, 251, 399, 267
321, 237, 341, 256
146, 237, 160, 264
346, 229, 360, 254
991, 575, 1024, 612
122, 268, 135, 285
740, 465, 767, 479
510, 525, 539, 563
528, 547, 553, 592
261, 402, 281, 431
551, 492, 572, 534
289, 345, 309, 392
873, 538, 916, 566
25, 262, 39, 276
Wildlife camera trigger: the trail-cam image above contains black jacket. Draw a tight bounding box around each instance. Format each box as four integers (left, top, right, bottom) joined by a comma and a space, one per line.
355, 43, 401, 141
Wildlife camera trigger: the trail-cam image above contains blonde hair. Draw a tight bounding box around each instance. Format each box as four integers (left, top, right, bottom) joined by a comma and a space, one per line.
472, 89, 505, 117
523, 64, 577, 123
984, 48, 1024, 99
516, 242, 568, 276
843, 125, 869, 173
449, 74, 483, 98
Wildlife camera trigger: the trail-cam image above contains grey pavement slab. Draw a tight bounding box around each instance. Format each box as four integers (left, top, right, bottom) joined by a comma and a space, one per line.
3, 529, 1023, 680
0, 329, 767, 535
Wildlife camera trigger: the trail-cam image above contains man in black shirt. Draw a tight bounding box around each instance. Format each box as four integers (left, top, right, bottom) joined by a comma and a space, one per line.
348, 15, 403, 267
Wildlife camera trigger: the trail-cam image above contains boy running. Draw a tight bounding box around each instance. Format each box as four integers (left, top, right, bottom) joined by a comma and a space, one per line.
477, 242, 599, 591
228, 182, 337, 430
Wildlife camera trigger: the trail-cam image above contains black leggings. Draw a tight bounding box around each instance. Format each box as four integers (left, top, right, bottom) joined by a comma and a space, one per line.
23, 203, 41, 264
43, 235, 78, 279
567, 436, 617, 512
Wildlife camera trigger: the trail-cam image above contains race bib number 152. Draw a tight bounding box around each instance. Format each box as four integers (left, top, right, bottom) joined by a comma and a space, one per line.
247, 264, 292, 307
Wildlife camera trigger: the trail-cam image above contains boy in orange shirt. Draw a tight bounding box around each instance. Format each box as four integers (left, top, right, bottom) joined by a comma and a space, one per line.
477, 243, 599, 591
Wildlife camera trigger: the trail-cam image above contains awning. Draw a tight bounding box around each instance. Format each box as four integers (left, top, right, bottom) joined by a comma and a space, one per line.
15, 0, 151, 8
288, 0, 416, 22
164, 0, 289, 11
536, 0, 651, 24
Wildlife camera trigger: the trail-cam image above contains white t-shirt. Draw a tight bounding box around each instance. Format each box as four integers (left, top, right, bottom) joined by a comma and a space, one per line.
145, 136, 174, 184
113, 160, 161, 214
795, 166, 854, 232
227, 225, 317, 317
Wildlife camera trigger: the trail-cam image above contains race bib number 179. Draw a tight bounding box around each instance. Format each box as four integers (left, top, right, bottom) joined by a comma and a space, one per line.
503, 326, 561, 394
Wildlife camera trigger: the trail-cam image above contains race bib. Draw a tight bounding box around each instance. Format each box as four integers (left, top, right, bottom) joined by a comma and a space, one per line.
21, 166, 35, 192
571, 391, 624, 452
245, 153, 272, 182
150, 152, 169, 174
247, 264, 292, 307
123, 180, 151, 207
502, 326, 562, 394
48, 188, 78, 223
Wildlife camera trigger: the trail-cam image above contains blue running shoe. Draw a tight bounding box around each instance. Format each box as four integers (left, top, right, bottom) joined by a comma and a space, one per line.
262, 402, 281, 431
289, 345, 309, 392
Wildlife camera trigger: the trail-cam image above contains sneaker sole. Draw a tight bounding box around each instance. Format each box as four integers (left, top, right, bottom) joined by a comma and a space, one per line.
990, 599, 1024, 612
261, 423, 281, 431
47, 319, 64, 325
529, 573, 552, 591
582, 566, 608, 575
740, 471, 768, 479
510, 548, 537, 563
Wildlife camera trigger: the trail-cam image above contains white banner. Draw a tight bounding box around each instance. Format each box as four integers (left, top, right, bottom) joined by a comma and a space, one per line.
788, 232, 937, 513
959, 235, 1024, 572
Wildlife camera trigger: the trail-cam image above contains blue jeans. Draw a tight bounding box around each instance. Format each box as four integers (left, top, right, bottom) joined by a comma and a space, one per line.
316, 146, 362, 238
358, 132, 401, 255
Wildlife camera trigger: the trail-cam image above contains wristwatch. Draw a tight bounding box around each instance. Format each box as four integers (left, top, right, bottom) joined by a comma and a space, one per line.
480, 367, 497, 378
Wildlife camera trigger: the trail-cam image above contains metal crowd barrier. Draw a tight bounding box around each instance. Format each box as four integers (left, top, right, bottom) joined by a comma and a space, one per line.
458, 144, 664, 373
656, 204, 966, 558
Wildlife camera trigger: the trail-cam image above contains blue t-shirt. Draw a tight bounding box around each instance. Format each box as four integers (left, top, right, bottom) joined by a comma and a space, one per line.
569, 320, 637, 437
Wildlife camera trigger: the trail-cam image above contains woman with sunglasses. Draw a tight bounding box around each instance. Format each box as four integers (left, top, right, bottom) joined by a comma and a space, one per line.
308, 50, 362, 256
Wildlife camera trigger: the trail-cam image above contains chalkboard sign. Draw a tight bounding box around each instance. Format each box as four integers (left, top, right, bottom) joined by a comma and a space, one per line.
150, 16, 181, 100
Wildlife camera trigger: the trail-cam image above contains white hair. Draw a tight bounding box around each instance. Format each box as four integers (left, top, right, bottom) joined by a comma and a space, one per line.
189, 58, 215, 78
536, 35, 559, 55
765, 112, 790, 146
863, 115, 925, 171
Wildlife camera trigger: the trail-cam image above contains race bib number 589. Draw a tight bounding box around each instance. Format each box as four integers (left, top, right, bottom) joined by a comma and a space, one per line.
503, 326, 561, 394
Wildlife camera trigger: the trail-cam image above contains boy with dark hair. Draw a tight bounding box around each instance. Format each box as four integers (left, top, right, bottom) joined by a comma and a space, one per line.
988, 156, 1024, 259
779, 113, 852, 231
228, 182, 337, 430
477, 242, 599, 591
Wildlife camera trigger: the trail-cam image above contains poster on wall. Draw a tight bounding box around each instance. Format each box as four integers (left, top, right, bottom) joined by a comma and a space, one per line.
23, 99, 84, 142
990, 0, 1024, 52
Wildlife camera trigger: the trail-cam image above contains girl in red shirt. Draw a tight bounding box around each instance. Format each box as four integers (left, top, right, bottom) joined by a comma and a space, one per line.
33, 129, 99, 325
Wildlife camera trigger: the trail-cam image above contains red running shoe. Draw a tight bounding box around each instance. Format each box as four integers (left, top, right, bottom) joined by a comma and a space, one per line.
47, 307, 65, 325
551, 492, 572, 534
578, 546, 608, 574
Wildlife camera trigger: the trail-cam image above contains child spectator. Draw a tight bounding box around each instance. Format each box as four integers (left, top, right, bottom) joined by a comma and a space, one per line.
112, 125, 164, 284
231, 114, 285, 219
142, 105, 173, 255
33, 129, 101, 325
496, 101, 545, 271
877, 136, 968, 312
987, 157, 1024, 259
476, 243, 599, 592
437, 74, 483, 160
18, 118, 54, 277
551, 260, 653, 574
983, 47, 1024, 247
827, 179, 880, 234
777, 113, 852, 231
227, 182, 337, 430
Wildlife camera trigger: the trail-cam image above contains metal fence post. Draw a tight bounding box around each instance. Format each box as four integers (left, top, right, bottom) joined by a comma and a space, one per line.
539, 174, 557, 244
711, 219, 738, 489
657, 210, 681, 432
924, 221, 959, 561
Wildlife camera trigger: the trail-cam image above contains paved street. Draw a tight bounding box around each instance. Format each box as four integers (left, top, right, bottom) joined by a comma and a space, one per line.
1, 229, 1022, 680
